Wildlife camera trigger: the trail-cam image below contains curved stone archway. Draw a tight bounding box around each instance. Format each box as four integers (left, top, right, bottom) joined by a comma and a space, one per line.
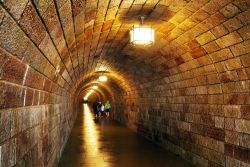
0, 0, 249, 166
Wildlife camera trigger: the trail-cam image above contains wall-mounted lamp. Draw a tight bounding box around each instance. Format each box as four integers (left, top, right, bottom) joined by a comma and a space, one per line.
93, 85, 98, 89
98, 75, 107, 82
130, 16, 154, 45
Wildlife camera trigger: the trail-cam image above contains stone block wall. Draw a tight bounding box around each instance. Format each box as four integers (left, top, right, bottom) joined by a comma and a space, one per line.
0, 47, 76, 167
113, 78, 250, 166
0, 0, 250, 167
0, 11, 76, 166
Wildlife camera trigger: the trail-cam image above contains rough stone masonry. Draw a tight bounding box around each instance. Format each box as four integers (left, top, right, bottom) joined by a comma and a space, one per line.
0, 0, 250, 167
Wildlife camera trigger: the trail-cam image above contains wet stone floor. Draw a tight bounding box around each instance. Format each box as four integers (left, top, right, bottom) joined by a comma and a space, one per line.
59, 104, 194, 167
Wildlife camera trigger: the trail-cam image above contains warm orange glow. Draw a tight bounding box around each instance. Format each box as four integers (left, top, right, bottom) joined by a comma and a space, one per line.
93, 85, 98, 89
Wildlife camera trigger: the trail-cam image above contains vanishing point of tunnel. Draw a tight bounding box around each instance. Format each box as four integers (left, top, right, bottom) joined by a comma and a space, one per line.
0, 0, 250, 167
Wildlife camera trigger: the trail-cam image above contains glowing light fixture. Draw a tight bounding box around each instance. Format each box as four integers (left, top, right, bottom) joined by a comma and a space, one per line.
93, 85, 98, 89
99, 75, 107, 82
84, 89, 95, 100
130, 16, 154, 45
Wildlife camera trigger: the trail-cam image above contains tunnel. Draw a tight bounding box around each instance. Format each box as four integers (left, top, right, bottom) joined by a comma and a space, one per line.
0, 0, 249, 166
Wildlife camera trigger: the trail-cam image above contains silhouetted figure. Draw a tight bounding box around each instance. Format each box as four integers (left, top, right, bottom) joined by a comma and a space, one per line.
97, 102, 102, 117
93, 100, 99, 118
105, 101, 111, 118
101, 104, 105, 117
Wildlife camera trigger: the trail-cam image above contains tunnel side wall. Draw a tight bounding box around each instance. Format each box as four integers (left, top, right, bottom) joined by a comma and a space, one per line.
112, 66, 250, 167
113, 80, 250, 167
0, 50, 76, 166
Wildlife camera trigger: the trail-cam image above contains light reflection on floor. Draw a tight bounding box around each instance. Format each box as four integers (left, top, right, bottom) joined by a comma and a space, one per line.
59, 104, 194, 167
82, 104, 110, 166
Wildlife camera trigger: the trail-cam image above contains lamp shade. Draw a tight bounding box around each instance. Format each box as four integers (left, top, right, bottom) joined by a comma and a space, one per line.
98, 75, 107, 82
130, 25, 154, 45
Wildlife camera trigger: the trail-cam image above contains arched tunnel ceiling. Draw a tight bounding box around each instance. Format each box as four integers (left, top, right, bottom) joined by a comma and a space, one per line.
0, 0, 249, 93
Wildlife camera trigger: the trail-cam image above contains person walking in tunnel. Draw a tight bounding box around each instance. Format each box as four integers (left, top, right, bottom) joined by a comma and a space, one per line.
93, 100, 99, 119
105, 101, 111, 118
101, 103, 105, 117
97, 101, 102, 117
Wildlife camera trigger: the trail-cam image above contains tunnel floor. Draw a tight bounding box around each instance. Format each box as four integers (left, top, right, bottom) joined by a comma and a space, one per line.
59, 104, 194, 167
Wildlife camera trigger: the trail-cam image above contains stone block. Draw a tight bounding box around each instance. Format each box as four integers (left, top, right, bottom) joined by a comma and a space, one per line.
71, 0, 85, 17
220, 3, 241, 18
225, 143, 234, 157
207, 74, 220, 84
238, 25, 250, 40
0, 110, 11, 143
225, 130, 240, 145
237, 69, 248, 80
205, 127, 225, 141
0, 141, 14, 167
190, 47, 206, 59
235, 119, 250, 134
203, 41, 220, 54
0, 82, 24, 109
219, 71, 239, 83
230, 40, 250, 57
0, 49, 26, 85
241, 53, 250, 67
186, 39, 200, 50
224, 93, 249, 105
224, 105, 241, 118
208, 95, 224, 104
233, 145, 250, 163
216, 32, 243, 48
2, 0, 28, 20
196, 31, 216, 45
38, 33, 59, 65
201, 114, 214, 126
215, 116, 224, 129
240, 133, 250, 149
16, 132, 29, 162
33, 90, 39, 106
215, 62, 227, 72
225, 118, 235, 130
233, 0, 250, 11
208, 84, 222, 94
25, 88, 34, 106
241, 105, 250, 120
0, 13, 30, 60
24, 68, 44, 90
209, 48, 233, 63
18, 2, 46, 46
22, 44, 48, 74
211, 24, 229, 38
224, 17, 244, 32
43, 79, 52, 92
225, 58, 242, 70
